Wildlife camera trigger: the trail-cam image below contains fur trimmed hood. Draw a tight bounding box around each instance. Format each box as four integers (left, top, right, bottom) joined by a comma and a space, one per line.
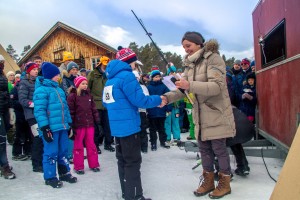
62, 70, 70, 78
201, 39, 220, 59
204, 39, 220, 54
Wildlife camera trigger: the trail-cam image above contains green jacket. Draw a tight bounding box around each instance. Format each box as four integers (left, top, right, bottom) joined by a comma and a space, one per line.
87, 67, 107, 110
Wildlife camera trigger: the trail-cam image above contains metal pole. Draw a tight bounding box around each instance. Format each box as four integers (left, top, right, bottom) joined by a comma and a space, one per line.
131, 10, 168, 65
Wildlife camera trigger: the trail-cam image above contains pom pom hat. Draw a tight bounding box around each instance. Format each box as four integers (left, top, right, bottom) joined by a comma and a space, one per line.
42, 62, 60, 80
74, 76, 87, 88
116, 47, 137, 64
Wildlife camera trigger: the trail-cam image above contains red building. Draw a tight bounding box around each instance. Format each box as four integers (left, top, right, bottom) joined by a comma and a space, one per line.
252, 0, 300, 151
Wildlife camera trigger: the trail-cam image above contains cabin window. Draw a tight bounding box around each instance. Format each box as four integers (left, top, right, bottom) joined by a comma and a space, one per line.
261, 19, 286, 68
91, 57, 100, 70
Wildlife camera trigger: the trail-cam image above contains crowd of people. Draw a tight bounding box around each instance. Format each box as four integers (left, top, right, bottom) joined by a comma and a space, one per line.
0, 30, 257, 200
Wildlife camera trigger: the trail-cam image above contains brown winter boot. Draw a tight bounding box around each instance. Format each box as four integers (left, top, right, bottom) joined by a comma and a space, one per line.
0, 165, 16, 179
194, 170, 215, 197
209, 172, 231, 199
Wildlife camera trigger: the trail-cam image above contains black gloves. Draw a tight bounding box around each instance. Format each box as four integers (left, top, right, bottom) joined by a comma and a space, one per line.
170, 77, 185, 93
41, 125, 53, 143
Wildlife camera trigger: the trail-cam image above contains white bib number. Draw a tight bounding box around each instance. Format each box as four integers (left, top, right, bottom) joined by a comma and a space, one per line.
103, 85, 115, 103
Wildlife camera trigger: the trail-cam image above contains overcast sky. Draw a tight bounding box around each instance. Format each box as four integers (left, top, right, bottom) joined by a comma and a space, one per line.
0, 0, 259, 60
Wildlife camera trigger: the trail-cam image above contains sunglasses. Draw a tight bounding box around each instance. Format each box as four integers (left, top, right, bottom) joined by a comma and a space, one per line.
241, 63, 249, 66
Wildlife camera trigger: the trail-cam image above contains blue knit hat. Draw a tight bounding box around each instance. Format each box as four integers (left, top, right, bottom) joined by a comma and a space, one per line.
67, 61, 79, 72
167, 65, 177, 75
151, 70, 161, 78
42, 62, 60, 79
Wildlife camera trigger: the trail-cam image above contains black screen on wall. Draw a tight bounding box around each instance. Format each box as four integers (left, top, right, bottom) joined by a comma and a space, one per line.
261, 19, 286, 68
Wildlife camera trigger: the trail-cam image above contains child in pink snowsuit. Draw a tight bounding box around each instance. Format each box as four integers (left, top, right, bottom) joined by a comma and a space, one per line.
67, 76, 100, 174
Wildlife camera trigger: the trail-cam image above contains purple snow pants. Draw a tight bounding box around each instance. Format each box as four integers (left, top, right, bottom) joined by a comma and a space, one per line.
198, 136, 231, 174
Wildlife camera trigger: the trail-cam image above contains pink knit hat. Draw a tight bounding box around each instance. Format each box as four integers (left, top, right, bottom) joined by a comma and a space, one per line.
74, 76, 87, 88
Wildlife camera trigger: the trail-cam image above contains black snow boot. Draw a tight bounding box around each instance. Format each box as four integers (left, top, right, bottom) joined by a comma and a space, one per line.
59, 173, 77, 183
230, 143, 250, 176
104, 145, 115, 152
45, 178, 63, 188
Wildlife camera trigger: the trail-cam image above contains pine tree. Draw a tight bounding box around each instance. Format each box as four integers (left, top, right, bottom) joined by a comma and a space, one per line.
222, 54, 235, 67
20, 45, 31, 57
128, 42, 182, 74
6, 44, 20, 62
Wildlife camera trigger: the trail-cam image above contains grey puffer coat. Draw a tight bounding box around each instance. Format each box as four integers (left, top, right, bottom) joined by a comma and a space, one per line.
18, 76, 36, 120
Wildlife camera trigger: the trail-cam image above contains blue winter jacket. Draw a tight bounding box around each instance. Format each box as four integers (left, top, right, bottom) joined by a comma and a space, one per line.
146, 80, 171, 118
240, 84, 257, 117
33, 77, 72, 135
102, 60, 161, 137
235, 67, 253, 108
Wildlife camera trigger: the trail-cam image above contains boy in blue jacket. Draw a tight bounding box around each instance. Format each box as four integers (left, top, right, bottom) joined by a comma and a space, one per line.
33, 62, 77, 188
147, 70, 172, 151
103, 47, 163, 200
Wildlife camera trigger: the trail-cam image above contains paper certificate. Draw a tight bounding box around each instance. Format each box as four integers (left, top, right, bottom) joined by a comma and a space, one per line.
162, 75, 177, 91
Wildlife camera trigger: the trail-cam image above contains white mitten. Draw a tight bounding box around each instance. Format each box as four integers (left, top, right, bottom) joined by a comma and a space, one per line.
9, 108, 16, 125
30, 124, 39, 137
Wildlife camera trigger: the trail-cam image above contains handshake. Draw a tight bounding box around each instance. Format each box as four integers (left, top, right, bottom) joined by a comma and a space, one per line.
158, 95, 168, 108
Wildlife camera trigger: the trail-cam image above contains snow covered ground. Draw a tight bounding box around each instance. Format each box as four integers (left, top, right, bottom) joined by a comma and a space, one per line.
0, 132, 284, 200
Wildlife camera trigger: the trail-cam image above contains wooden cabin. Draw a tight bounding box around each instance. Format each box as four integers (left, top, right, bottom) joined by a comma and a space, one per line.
18, 21, 117, 70
252, 0, 300, 152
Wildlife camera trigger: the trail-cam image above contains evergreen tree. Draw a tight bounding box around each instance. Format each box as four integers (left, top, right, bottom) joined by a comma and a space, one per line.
20, 45, 31, 57
222, 54, 235, 67
127, 42, 182, 74
6, 44, 20, 62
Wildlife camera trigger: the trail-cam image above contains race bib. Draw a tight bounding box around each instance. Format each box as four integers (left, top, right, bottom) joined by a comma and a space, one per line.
103, 85, 115, 103
185, 108, 192, 115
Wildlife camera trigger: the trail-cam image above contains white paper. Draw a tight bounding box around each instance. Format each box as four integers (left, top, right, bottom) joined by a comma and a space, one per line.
162, 75, 177, 91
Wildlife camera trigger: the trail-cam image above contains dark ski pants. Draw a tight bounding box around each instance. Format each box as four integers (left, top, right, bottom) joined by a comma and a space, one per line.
12, 116, 32, 156
148, 117, 167, 146
28, 118, 43, 170
0, 114, 9, 167
140, 112, 148, 151
230, 143, 249, 169
115, 133, 143, 200
198, 136, 231, 174
94, 109, 113, 147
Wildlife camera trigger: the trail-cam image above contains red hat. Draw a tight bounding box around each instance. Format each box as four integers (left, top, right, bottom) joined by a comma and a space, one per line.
74, 76, 87, 88
25, 62, 39, 74
241, 58, 250, 65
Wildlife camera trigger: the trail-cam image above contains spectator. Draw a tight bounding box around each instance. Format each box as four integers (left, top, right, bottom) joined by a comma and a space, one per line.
0, 54, 16, 179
